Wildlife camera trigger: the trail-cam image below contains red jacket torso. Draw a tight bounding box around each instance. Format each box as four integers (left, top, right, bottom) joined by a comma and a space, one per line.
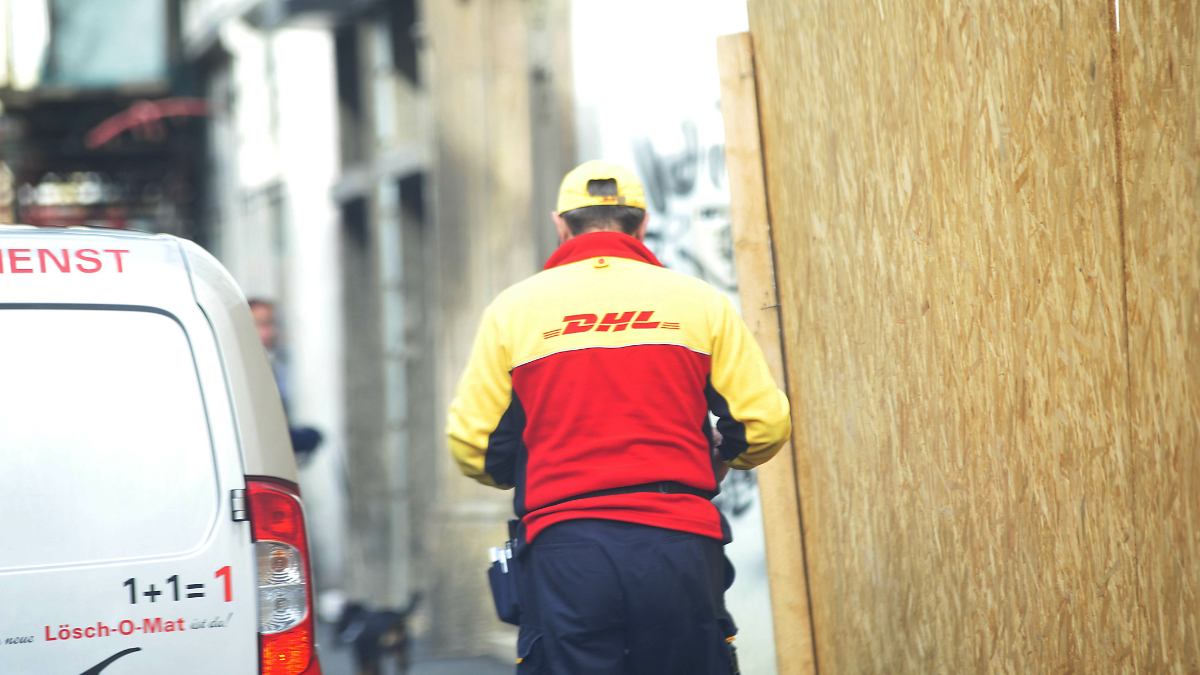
447, 232, 791, 541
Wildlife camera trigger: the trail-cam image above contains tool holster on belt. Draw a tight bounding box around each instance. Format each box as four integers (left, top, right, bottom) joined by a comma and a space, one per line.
487, 518, 523, 625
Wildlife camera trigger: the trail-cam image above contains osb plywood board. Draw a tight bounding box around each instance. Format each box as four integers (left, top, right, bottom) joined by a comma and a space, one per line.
747, 0, 1134, 672
717, 32, 817, 675
1120, 1, 1200, 671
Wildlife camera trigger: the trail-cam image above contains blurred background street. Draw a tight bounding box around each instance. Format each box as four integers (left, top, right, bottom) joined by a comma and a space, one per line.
315, 621, 511, 675
0, 0, 777, 672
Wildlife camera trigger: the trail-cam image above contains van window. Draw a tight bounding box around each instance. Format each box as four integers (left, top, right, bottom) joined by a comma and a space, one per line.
0, 308, 219, 570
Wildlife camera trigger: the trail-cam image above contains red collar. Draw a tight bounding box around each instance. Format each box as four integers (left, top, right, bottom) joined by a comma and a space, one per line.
544, 231, 663, 270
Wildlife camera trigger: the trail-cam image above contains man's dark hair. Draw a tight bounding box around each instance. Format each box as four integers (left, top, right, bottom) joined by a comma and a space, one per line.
561, 178, 645, 235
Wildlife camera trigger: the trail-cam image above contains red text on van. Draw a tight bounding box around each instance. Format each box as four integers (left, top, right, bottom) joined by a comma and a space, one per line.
43, 617, 185, 643
0, 248, 128, 274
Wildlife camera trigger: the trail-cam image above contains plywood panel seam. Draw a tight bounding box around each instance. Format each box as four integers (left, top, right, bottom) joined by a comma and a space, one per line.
1107, 2, 1141, 666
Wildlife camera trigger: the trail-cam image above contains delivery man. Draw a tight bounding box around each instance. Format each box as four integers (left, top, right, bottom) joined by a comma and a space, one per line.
447, 160, 791, 674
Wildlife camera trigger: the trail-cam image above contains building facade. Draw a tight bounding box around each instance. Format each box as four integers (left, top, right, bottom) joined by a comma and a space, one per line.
0, 0, 206, 239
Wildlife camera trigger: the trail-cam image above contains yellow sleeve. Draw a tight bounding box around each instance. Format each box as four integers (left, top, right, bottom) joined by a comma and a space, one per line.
446, 306, 518, 489
706, 292, 792, 470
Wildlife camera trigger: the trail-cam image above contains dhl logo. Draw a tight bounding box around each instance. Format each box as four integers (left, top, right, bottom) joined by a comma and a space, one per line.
543, 311, 680, 339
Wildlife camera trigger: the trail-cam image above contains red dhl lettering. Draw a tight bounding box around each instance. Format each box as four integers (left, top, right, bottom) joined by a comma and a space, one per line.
543, 311, 678, 339
0, 248, 128, 274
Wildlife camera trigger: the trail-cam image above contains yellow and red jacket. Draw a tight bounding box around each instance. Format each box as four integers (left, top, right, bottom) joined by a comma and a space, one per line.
447, 231, 791, 541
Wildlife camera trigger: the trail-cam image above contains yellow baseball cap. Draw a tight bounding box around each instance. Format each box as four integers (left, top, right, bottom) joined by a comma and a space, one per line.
556, 160, 647, 214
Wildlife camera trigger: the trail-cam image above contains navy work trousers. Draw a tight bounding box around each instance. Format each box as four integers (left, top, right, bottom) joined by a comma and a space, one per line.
516, 519, 737, 675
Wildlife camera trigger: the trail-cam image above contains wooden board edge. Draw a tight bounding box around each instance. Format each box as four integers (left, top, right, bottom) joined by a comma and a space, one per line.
717, 31, 818, 675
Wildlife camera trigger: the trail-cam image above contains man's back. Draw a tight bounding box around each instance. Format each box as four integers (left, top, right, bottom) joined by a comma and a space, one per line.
448, 231, 790, 542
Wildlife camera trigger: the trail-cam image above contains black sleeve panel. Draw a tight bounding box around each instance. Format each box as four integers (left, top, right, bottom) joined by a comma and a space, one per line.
484, 391, 526, 489
705, 376, 749, 463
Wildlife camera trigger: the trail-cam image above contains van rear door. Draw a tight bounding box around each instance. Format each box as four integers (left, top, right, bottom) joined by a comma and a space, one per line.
0, 236, 259, 674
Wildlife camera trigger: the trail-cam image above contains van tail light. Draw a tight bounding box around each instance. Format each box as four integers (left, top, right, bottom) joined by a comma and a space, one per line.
247, 478, 321, 675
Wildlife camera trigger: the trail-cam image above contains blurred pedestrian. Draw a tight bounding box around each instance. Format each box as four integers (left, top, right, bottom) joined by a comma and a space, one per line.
249, 298, 323, 463
447, 161, 791, 674
250, 299, 287, 396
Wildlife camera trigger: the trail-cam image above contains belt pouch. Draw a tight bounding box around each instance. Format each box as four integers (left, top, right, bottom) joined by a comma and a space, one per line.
487, 522, 522, 625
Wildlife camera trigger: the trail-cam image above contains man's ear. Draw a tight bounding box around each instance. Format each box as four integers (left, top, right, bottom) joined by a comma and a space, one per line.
552, 212, 572, 245
633, 211, 650, 242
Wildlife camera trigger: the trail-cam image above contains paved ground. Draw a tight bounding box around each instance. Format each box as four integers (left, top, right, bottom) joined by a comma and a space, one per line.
315, 620, 513, 675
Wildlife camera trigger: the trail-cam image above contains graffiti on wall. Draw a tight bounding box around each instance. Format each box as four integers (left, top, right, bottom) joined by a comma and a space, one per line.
633, 109, 739, 301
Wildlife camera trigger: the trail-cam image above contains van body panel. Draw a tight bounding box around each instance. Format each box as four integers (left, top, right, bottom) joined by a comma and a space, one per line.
0, 228, 303, 673
0, 309, 220, 571
179, 239, 297, 483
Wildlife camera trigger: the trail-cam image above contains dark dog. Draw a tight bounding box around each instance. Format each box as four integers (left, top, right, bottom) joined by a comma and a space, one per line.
335, 594, 421, 675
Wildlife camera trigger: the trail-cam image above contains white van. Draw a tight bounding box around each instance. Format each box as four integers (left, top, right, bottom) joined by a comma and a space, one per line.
0, 226, 322, 675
